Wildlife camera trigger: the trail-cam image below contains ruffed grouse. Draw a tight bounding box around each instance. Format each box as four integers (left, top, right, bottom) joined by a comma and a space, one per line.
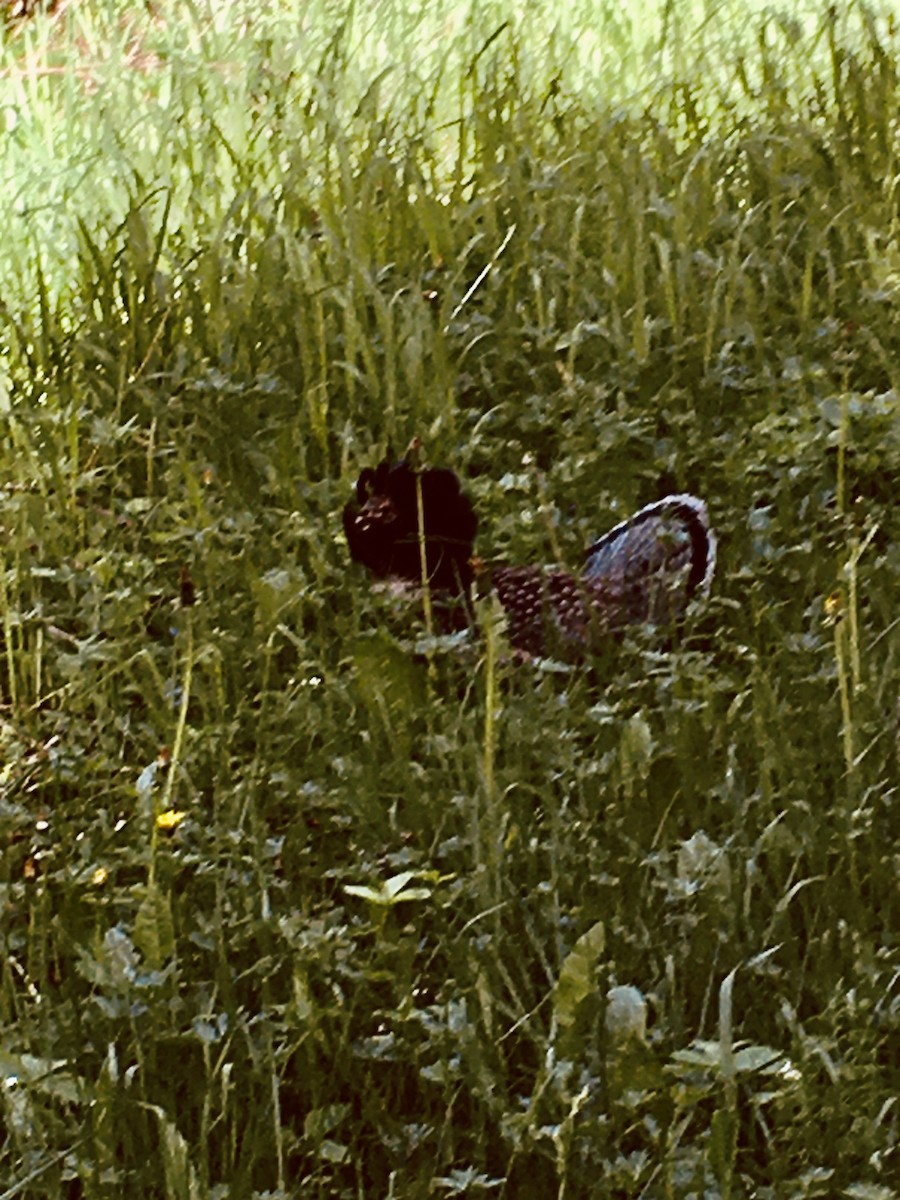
343, 458, 716, 657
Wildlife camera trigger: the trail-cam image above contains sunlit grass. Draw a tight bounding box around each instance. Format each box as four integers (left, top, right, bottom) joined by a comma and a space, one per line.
0, 0, 898, 1196
1, 0, 891, 310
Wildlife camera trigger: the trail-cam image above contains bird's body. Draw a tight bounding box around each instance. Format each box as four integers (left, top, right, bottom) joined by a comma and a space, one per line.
343, 459, 715, 657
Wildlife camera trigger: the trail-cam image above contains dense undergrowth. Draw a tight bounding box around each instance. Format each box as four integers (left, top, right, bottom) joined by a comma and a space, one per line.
0, 1, 897, 1196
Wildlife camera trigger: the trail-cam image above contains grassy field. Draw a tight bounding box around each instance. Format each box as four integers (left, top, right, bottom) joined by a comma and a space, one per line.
1, 1, 898, 1196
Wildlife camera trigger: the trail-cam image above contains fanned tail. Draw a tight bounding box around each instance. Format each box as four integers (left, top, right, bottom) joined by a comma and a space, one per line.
582, 494, 716, 628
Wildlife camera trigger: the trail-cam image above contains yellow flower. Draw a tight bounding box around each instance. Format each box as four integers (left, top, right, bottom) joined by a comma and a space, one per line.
156, 809, 187, 831
824, 591, 843, 621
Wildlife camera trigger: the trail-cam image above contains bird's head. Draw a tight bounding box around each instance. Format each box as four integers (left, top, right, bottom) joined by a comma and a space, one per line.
343, 458, 477, 592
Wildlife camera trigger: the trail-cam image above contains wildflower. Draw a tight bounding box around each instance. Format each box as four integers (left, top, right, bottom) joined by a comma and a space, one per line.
156, 809, 187, 831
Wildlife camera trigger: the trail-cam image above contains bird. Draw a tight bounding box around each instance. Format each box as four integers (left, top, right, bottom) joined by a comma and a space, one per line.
342, 457, 716, 658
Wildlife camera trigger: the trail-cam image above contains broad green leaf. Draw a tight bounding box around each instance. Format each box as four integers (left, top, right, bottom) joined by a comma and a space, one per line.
352, 630, 427, 755
344, 872, 432, 906
133, 884, 175, 970
553, 920, 605, 1030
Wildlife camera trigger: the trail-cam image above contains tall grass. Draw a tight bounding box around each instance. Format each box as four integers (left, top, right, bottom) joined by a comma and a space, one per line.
0, 1, 898, 1196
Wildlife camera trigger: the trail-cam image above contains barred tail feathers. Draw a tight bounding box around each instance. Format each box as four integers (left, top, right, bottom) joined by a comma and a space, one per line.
583, 494, 716, 627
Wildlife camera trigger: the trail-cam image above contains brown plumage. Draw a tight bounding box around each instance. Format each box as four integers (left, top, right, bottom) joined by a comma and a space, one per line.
343, 459, 716, 657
